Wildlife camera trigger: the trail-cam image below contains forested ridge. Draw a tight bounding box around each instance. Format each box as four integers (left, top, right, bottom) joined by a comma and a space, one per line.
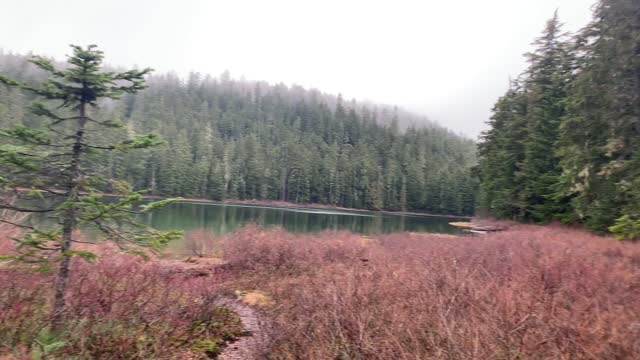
0, 52, 477, 216
478, 0, 640, 238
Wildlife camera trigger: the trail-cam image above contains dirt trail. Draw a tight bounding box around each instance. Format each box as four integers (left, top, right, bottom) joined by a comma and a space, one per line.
216, 297, 266, 360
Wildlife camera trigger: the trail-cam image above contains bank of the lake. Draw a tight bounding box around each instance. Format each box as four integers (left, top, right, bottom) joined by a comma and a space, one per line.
139, 199, 468, 256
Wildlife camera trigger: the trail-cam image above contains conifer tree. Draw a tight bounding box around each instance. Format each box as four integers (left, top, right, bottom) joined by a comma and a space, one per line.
520, 12, 573, 222
478, 80, 528, 219
559, 0, 640, 232
479, 1, 640, 238
0, 45, 180, 330
0, 47, 478, 217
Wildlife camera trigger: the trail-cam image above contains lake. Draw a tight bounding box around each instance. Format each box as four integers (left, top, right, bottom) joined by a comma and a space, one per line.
140, 201, 467, 236
26, 199, 468, 255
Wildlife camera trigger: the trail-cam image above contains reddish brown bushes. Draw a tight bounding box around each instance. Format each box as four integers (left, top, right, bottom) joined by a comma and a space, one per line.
184, 229, 219, 257
223, 224, 370, 273
3, 222, 639, 358
225, 224, 640, 359
0, 244, 241, 359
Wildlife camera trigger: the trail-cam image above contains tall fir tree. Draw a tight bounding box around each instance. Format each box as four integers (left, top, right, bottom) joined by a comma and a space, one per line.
0, 45, 180, 330
559, 0, 640, 232
479, 1, 640, 238
520, 11, 573, 222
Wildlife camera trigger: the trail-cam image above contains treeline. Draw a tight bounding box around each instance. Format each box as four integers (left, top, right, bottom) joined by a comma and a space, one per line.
0, 53, 477, 215
478, 0, 640, 236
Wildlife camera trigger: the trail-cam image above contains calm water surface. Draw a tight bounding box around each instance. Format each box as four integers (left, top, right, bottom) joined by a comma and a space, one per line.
140, 201, 467, 236
28, 200, 467, 255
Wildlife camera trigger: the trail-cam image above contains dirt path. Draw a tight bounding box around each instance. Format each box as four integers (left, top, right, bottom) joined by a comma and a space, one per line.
216, 297, 266, 360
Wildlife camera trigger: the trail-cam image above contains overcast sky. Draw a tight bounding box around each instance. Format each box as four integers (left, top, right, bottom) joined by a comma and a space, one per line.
1, 0, 594, 138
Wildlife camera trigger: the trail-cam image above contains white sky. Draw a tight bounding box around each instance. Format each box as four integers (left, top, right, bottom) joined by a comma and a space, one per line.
1, 0, 594, 138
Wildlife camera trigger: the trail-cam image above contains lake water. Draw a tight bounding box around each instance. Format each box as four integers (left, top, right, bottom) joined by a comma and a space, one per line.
26, 199, 467, 255
140, 201, 467, 236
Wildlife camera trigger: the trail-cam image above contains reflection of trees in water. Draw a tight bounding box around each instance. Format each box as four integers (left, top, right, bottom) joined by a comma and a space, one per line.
30, 201, 465, 238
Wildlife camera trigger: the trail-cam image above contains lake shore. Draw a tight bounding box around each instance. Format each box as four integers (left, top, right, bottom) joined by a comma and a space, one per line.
110, 192, 472, 219
13, 187, 472, 219
220, 199, 473, 219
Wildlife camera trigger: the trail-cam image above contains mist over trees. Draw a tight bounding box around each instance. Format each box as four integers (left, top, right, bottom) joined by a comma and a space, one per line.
0, 52, 477, 216
478, 0, 640, 238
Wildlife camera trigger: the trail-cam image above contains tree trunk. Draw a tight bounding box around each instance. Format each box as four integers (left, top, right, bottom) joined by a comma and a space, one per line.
281, 168, 290, 202
51, 100, 87, 331
150, 161, 157, 195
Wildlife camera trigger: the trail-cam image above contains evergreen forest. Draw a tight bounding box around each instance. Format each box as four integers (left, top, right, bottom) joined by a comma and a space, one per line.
478, 0, 640, 236
0, 52, 477, 216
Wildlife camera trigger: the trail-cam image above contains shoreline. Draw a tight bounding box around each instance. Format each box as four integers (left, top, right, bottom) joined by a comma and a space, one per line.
170, 198, 471, 219
12, 187, 472, 219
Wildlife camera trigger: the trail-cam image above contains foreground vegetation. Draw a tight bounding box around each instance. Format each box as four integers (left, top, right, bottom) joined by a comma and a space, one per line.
222, 224, 640, 359
0, 226, 242, 359
4, 222, 638, 359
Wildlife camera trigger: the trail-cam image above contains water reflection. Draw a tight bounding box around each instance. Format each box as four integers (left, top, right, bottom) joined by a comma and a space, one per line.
141, 202, 466, 236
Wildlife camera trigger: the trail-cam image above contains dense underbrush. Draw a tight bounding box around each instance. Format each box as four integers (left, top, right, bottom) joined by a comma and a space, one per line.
3, 221, 640, 359
0, 231, 241, 359
224, 224, 640, 359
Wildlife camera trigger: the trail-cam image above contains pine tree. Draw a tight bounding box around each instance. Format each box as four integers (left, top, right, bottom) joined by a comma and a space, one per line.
0, 48, 478, 217
520, 12, 573, 222
478, 2, 640, 238
559, 0, 640, 232
478, 79, 528, 219
0, 45, 180, 330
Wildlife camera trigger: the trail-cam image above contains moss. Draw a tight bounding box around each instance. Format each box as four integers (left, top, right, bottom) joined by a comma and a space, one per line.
188, 306, 244, 357
191, 338, 220, 357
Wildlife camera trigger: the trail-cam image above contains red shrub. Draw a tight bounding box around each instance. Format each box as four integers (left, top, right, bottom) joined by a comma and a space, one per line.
184, 229, 219, 257
224, 224, 640, 359
223, 224, 370, 273
0, 245, 240, 359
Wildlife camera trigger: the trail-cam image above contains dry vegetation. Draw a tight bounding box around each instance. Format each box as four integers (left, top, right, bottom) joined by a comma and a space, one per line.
223, 224, 640, 359
0, 234, 242, 359
2, 221, 640, 359
184, 229, 220, 258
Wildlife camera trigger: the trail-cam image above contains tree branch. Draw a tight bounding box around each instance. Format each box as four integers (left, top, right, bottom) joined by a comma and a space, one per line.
0, 218, 34, 229
0, 204, 54, 213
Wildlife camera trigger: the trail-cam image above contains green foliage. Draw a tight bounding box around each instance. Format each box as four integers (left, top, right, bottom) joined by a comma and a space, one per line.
478, 1, 640, 236
10, 229, 62, 266
0, 51, 478, 216
32, 329, 66, 360
140, 197, 180, 212
115, 133, 164, 151
191, 338, 220, 357
0, 144, 41, 171
0, 125, 49, 145
0, 45, 178, 329
609, 215, 640, 240
62, 250, 98, 261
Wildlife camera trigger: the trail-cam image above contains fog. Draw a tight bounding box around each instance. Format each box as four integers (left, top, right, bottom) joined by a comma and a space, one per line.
1, 0, 594, 138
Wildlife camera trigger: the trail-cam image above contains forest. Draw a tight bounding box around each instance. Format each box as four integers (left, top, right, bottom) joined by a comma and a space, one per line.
478, 0, 640, 238
1, 0, 640, 358
0, 53, 477, 216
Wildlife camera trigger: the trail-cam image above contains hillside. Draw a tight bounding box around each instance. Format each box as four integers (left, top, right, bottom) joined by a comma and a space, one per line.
0, 52, 477, 215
